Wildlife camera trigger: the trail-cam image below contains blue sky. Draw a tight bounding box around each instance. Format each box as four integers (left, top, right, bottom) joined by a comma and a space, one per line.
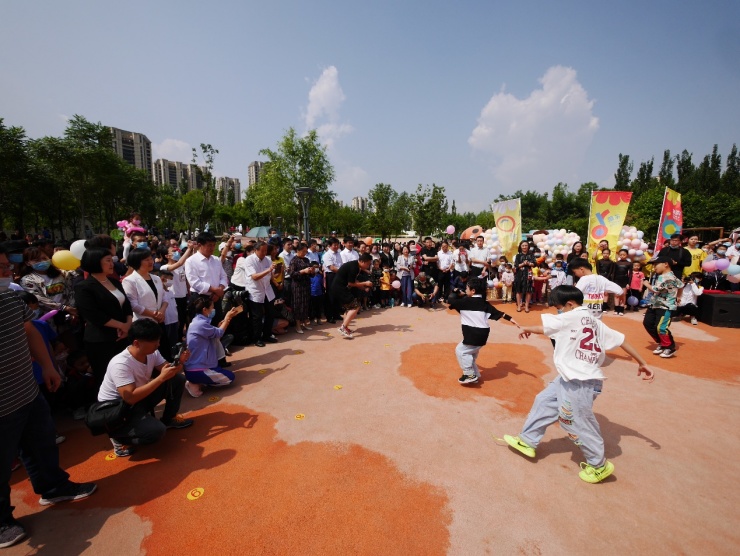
2, 0, 738, 212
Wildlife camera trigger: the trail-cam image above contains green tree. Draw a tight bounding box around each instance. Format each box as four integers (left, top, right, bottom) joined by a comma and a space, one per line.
722, 144, 740, 194
658, 150, 675, 188
366, 183, 410, 240
410, 183, 448, 237
631, 157, 655, 194
255, 128, 336, 238
614, 154, 633, 191
674, 150, 695, 192
0, 119, 32, 233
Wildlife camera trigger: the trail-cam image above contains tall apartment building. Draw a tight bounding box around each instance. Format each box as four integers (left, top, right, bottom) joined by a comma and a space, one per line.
110, 127, 152, 175
248, 161, 264, 187
152, 159, 207, 191
216, 177, 241, 205
351, 196, 368, 212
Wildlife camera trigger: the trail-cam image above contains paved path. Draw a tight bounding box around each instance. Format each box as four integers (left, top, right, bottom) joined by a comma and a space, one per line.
7, 304, 740, 555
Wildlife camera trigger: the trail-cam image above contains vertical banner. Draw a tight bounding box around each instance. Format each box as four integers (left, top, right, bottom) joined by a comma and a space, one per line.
586, 191, 633, 256
491, 198, 521, 261
654, 188, 682, 252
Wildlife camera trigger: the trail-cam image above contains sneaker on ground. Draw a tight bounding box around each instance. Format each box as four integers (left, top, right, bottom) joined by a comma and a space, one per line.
163, 415, 194, 429
503, 434, 536, 458
0, 520, 26, 549
338, 326, 354, 339
579, 460, 614, 483
185, 381, 203, 398
691, 317, 698, 325
458, 374, 478, 385
653, 346, 666, 355
39, 482, 97, 506
111, 439, 136, 457
659, 349, 675, 358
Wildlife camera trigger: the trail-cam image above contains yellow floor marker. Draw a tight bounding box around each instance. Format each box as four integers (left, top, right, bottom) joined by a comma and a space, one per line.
208, 396, 220, 402
187, 487, 205, 501
105, 453, 117, 461
295, 413, 305, 420
334, 385, 343, 390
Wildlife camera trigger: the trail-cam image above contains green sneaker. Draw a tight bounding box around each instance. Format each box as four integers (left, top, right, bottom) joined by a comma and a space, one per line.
579, 460, 614, 483
503, 435, 535, 458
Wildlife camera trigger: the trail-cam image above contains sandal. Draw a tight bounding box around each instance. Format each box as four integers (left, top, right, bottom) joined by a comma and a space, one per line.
525, 307, 530, 313
516, 306, 522, 312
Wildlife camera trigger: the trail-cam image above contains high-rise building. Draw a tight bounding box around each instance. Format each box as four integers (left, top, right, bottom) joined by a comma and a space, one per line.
351, 196, 368, 212
152, 159, 207, 191
248, 161, 264, 187
216, 177, 241, 205
110, 127, 152, 175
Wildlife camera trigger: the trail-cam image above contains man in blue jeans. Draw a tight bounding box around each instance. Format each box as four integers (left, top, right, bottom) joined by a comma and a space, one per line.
0, 246, 97, 549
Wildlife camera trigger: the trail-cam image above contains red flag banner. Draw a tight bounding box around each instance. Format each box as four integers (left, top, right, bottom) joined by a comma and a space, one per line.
655, 188, 682, 252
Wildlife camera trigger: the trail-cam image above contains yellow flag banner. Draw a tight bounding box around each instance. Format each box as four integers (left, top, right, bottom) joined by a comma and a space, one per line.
654, 188, 682, 252
491, 198, 521, 261
586, 191, 632, 256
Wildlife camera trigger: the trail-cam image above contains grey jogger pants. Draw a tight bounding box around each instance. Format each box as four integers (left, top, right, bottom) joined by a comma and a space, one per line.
455, 342, 482, 378
519, 376, 605, 466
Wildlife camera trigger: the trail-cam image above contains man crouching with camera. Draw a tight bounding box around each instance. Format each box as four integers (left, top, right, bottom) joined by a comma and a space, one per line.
97, 319, 193, 457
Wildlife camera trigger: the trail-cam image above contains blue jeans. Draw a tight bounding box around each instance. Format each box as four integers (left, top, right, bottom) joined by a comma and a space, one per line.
0, 393, 71, 524
400, 275, 413, 305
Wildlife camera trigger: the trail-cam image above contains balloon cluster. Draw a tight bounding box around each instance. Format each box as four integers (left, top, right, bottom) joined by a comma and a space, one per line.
702, 258, 740, 283
479, 228, 581, 263
616, 226, 649, 261
51, 239, 86, 271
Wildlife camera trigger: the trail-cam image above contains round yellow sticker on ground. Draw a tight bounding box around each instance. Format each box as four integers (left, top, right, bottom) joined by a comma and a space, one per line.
363, 360, 370, 365
295, 413, 305, 420
334, 385, 343, 390
105, 453, 117, 461
384, 344, 391, 347
187, 487, 205, 501
294, 350, 304, 355
258, 369, 268, 374
208, 396, 220, 402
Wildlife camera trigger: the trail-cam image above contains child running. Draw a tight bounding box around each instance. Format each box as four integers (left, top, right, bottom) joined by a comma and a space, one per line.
503, 285, 654, 483
449, 278, 519, 385
568, 257, 623, 319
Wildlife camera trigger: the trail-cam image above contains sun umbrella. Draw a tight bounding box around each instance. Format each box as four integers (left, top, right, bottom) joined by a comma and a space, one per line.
244, 226, 272, 238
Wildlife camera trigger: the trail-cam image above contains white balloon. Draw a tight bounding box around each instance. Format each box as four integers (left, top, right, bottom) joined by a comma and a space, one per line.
637, 231, 644, 239
635, 250, 643, 257
70, 239, 87, 260
628, 249, 636, 256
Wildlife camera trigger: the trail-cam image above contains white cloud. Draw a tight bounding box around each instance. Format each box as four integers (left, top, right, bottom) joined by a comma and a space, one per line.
152, 138, 193, 163
468, 66, 599, 192
303, 66, 353, 150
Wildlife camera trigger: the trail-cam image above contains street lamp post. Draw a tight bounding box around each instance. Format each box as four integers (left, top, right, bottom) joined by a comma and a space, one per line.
295, 186, 314, 242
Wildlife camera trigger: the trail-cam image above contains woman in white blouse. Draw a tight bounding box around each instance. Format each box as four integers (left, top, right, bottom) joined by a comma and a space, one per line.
123, 248, 171, 359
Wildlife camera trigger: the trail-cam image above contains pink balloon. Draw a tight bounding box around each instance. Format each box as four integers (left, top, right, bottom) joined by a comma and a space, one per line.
727, 274, 740, 284
446, 225, 455, 234
702, 260, 717, 272
392, 280, 401, 289
631, 239, 641, 248
715, 258, 730, 271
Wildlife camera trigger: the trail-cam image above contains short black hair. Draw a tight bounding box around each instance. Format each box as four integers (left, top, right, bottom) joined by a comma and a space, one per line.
568, 258, 592, 272
359, 253, 373, 263
670, 233, 682, 240
66, 350, 88, 367
80, 248, 111, 274
196, 231, 217, 244
549, 285, 584, 307
467, 277, 486, 296
327, 238, 340, 247
344, 236, 354, 244
126, 248, 152, 270
85, 234, 114, 251
129, 319, 162, 342
618, 248, 628, 254
460, 271, 469, 278
424, 236, 432, 242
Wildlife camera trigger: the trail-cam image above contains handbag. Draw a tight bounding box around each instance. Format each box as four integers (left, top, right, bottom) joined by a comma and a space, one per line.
85, 399, 131, 436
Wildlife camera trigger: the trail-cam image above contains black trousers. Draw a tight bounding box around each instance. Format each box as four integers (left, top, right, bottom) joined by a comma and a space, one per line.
324, 274, 340, 321
248, 299, 274, 341
437, 272, 451, 301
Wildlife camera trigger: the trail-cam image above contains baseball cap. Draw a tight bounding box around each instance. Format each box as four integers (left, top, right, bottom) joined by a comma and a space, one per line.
648, 256, 671, 265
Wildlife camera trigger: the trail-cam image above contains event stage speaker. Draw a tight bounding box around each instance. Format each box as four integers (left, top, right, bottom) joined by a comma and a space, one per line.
698, 293, 740, 328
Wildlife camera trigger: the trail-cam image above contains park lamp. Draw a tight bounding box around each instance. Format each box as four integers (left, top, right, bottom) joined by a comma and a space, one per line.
295, 186, 314, 242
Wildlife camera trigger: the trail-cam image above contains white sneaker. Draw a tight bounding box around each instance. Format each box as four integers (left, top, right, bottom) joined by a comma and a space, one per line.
653, 346, 665, 355
691, 317, 698, 325
659, 349, 675, 358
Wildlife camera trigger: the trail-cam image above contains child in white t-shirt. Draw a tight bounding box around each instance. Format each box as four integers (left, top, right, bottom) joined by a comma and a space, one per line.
676, 272, 704, 325
503, 285, 654, 484
159, 271, 180, 348
569, 258, 624, 319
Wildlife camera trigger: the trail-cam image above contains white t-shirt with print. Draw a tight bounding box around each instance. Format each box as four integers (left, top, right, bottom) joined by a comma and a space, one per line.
542, 307, 625, 382
575, 274, 624, 319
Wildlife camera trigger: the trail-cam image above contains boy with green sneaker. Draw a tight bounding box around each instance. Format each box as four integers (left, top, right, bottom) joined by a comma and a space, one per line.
504, 286, 654, 483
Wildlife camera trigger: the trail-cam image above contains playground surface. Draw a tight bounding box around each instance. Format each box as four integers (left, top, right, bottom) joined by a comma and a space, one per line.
7, 304, 740, 555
